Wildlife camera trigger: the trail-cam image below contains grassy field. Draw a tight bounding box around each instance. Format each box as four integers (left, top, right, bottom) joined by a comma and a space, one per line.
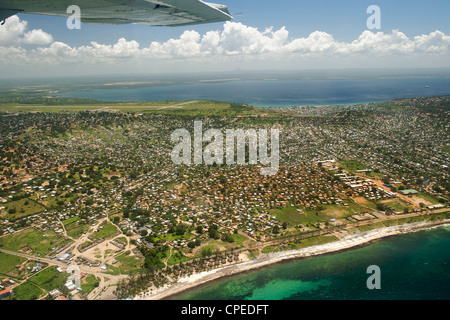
338, 160, 370, 173
62, 216, 80, 226
271, 207, 318, 225
105, 251, 143, 275
91, 221, 119, 240
378, 199, 412, 212
271, 202, 367, 226
0, 228, 71, 256
0, 100, 269, 118
416, 192, 442, 205
0, 252, 24, 276
80, 274, 100, 294
262, 234, 338, 253
0, 198, 46, 220
64, 219, 90, 239
10, 281, 44, 300
346, 222, 387, 234
29, 267, 68, 292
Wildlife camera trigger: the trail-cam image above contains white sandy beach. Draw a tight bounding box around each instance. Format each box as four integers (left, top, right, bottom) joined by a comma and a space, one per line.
135, 220, 450, 300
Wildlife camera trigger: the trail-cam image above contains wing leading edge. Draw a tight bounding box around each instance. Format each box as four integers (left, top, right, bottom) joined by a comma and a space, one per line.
0, 0, 232, 26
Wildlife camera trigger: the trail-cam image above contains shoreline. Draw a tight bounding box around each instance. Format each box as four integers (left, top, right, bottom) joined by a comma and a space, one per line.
134, 219, 450, 300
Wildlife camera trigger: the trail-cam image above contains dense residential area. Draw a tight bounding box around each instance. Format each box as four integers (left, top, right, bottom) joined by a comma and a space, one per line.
0, 96, 449, 300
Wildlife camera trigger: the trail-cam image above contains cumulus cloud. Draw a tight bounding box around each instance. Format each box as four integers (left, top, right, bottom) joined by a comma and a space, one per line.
1, 16, 449, 72
0, 15, 53, 46
22, 29, 54, 45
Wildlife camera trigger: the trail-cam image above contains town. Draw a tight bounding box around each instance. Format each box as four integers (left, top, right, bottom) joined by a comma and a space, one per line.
0, 95, 448, 300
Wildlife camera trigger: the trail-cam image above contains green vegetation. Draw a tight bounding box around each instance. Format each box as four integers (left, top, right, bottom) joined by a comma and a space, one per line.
377, 199, 412, 213
29, 267, 68, 291
167, 251, 190, 266
62, 216, 80, 226
91, 221, 119, 240
263, 235, 338, 253
0, 252, 24, 275
289, 235, 338, 250
11, 281, 44, 300
231, 233, 249, 245
107, 251, 143, 275
0, 228, 71, 256
80, 275, 100, 294
347, 222, 386, 234
416, 192, 442, 205
339, 160, 369, 173
271, 207, 317, 225
64, 219, 90, 239
271, 202, 365, 226
0, 96, 266, 118
0, 198, 46, 220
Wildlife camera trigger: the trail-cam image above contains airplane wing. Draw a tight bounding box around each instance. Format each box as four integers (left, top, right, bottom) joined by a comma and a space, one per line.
0, 0, 232, 26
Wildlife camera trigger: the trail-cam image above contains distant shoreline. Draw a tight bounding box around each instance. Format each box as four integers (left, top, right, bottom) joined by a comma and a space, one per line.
135, 219, 450, 300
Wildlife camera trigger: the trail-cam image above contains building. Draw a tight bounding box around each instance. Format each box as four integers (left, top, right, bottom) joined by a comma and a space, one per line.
0, 288, 11, 300
49, 289, 63, 299
57, 253, 71, 261
400, 189, 418, 196
428, 204, 445, 210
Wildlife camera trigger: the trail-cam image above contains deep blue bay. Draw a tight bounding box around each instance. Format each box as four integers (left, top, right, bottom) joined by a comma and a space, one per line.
58, 77, 450, 107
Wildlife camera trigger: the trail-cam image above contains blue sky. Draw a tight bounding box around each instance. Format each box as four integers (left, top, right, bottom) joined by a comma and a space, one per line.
19, 0, 450, 46
2, 0, 450, 77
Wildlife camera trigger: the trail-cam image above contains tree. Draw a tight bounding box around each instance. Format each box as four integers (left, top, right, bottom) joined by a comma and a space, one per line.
195, 225, 203, 234
221, 233, 234, 243
208, 224, 220, 239
201, 247, 213, 257
140, 229, 148, 237
272, 225, 280, 234
175, 223, 187, 236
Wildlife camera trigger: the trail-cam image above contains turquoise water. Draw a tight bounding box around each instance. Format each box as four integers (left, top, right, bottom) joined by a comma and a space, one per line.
58, 77, 450, 107
169, 226, 450, 300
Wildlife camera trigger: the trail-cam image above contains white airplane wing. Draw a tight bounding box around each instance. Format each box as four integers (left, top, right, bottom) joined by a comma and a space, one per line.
0, 0, 232, 26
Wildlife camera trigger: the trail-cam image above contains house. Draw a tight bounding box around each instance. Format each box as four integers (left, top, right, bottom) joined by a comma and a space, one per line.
0, 288, 11, 300
49, 289, 63, 299
428, 204, 445, 210
400, 189, 418, 196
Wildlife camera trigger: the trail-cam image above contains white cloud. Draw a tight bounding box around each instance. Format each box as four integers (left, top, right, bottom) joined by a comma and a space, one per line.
0, 15, 53, 46
22, 29, 53, 45
1, 17, 450, 74
0, 15, 27, 46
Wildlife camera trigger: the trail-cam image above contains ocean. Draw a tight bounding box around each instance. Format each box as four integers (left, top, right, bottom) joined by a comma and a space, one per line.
169, 226, 450, 300
58, 77, 450, 107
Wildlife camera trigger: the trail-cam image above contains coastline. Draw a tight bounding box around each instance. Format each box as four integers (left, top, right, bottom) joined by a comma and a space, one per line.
135, 219, 450, 300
